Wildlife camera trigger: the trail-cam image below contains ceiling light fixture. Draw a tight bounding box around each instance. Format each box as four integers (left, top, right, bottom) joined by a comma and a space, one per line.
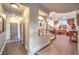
10, 3, 19, 8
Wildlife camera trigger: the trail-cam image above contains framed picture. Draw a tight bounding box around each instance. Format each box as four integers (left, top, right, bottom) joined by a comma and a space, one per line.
0, 15, 5, 33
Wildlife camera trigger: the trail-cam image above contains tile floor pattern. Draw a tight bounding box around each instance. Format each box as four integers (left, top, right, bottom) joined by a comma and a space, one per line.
2, 41, 27, 55
36, 34, 78, 55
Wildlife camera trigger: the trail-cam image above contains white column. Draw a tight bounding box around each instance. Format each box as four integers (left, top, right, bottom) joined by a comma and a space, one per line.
17, 21, 21, 40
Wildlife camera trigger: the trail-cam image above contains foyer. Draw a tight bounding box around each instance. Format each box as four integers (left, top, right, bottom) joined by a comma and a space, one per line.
0, 3, 79, 55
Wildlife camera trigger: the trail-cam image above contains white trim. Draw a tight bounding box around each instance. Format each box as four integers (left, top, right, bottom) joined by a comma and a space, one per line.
0, 39, 21, 55
0, 40, 7, 55
25, 46, 28, 50
29, 41, 50, 55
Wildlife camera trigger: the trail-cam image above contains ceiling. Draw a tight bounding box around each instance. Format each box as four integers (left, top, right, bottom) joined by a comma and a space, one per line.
2, 3, 79, 15
21, 3, 79, 13
40, 3, 79, 13
2, 3, 25, 15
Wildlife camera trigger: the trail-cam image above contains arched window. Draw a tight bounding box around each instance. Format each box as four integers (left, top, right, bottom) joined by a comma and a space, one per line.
58, 16, 67, 25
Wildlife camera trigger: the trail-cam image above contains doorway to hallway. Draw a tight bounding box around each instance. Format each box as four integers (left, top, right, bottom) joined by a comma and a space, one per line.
1, 3, 30, 55
10, 23, 18, 40
3, 18, 27, 55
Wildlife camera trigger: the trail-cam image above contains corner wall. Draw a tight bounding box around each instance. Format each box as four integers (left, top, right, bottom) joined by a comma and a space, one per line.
22, 6, 30, 53
29, 4, 50, 54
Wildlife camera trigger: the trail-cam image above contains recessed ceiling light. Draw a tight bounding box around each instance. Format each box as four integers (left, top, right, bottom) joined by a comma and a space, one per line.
10, 3, 19, 8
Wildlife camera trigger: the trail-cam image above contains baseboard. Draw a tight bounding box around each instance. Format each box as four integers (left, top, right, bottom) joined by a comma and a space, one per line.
35, 43, 51, 55
0, 40, 7, 55
6, 39, 20, 43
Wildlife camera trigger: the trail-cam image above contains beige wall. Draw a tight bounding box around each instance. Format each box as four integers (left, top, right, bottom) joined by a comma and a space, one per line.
0, 32, 5, 54
0, 4, 6, 54
22, 7, 30, 52
77, 10, 79, 54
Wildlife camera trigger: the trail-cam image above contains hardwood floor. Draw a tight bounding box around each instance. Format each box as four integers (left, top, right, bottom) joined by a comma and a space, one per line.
2, 33, 78, 55
2, 41, 27, 55
36, 34, 78, 55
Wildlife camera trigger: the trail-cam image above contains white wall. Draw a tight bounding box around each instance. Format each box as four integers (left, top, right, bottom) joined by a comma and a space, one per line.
6, 15, 10, 40
22, 4, 50, 54
6, 13, 23, 40
49, 11, 77, 20
29, 4, 50, 54
29, 4, 39, 54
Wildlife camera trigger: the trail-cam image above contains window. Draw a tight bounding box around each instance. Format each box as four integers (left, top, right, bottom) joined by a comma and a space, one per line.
58, 16, 67, 25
